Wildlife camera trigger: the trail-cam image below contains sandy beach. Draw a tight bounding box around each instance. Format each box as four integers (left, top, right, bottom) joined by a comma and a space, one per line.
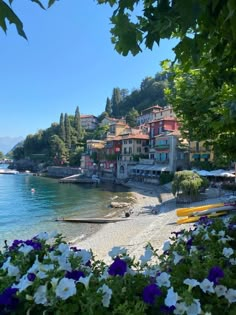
72, 181, 225, 263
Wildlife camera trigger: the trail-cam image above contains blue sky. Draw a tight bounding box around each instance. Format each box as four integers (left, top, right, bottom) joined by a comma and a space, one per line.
0, 0, 177, 138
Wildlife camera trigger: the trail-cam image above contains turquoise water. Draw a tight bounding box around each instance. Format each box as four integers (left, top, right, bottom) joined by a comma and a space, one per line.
0, 165, 129, 248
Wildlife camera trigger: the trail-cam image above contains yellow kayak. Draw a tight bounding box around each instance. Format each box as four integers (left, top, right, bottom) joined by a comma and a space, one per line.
177, 211, 227, 224
176, 203, 224, 217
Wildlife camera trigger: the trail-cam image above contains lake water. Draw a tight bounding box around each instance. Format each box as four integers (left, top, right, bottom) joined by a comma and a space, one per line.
0, 165, 129, 248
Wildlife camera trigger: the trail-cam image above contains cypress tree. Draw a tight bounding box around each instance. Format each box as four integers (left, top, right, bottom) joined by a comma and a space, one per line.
105, 97, 112, 116
74, 106, 82, 141
64, 113, 71, 149
59, 113, 65, 142
111, 88, 121, 118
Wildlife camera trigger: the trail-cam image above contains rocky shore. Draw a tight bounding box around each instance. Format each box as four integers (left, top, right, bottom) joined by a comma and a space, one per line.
72, 181, 226, 263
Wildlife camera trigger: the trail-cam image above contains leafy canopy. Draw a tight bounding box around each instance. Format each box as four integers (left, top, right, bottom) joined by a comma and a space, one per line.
0, 0, 57, 39
97, 0, 236, 78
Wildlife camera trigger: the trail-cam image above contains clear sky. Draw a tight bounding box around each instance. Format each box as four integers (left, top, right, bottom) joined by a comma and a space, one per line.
0, 0, 177, 138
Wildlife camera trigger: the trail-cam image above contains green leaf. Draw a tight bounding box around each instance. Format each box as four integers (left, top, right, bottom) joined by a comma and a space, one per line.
0, 0, 27, 39
31, 0, 45, 10
48, 0, 58, 8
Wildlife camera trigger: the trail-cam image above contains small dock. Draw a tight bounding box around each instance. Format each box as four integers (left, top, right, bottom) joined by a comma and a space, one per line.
0, 169, 19, 175
56, 217, 130, 223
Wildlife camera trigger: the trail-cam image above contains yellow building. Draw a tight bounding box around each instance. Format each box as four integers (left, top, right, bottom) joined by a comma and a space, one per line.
190, 141, 214, 162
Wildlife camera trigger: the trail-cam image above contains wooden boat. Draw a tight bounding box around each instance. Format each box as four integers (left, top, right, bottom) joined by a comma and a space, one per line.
176, 203, 224, 217
56, 217, 129, 223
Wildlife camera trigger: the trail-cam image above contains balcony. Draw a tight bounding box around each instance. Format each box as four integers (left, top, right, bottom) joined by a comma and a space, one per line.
154, 144, 170, 150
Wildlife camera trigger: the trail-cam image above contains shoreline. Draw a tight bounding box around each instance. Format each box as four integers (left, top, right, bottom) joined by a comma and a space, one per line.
71, 181, 226, 262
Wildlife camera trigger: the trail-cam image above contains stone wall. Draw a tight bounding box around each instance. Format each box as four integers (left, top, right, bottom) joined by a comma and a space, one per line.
47, 166, 82, 178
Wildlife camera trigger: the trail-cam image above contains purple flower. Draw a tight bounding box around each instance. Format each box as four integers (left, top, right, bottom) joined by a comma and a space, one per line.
65, 270, 85, 281
27, 273, 36, 282
207, 266, 224, 285
9, 239, 24, 251
196, 216, 213, 226
108, 257, 127, 276
142, 284, 162, 304
0, 287, 19, 310
171, 230, 184, 238
25, 240, 42, 251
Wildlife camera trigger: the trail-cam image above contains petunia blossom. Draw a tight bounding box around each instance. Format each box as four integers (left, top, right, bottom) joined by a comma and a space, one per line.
97, 284, 112, 307
108, 257, 127, 276
142, 283, 162, 304
223, 247, 234, 258
33, 285, 48, 305
225, 289, 236, 303
165, 287, 179, 307
199, 279, 215, 293
156, 272, 171, 288
108, 246, 127, 258
139, 245, 153, 265
55, 278, 76, 300
207, 266, 224, 285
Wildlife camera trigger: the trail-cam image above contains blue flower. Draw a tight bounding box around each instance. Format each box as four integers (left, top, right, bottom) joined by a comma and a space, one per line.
142, 284, 162, 304
197, 216, 213, 226
207, 266, 224, 285
108, 257, 127, 276
65, 270, 85, 281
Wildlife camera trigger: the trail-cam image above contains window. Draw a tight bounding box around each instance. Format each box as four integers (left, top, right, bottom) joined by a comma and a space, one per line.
136, 139, 141, 144
124, 148, 127, 154
129, 147, 132, 154
129, 139, 132, 144
124, 140, 127, 144
137, 147, 141, 153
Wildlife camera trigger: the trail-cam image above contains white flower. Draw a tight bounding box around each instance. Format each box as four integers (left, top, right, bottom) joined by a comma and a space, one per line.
7, 264, 20, 278
58, 255, 72, 271
36, 232, 49, 241
139, 245, 153, 265
223, 247, 234, 258
55, 278, 76, 300
78, 274, 92, 289
18, 244, 34, 255
34, 285, 48, 305
49, 230, 59, 239
28, 255, 40, 273
174, 302, 187, 315
58, 243, 70, 254
199, 279, 215, 293
74, 249, 92, 264
108, 246, 127, 258
229, 258, 236, 265
13, 274, 32, 292
97, 284, 112, 307
165, 287, 179, 307
225, 288, 236, 303
1, 257, 11, 270
173, 251, 184, 265
36, 271, 47, 279
215, 285, 227, 297
99, 267, 109, 281
51, 277, 59, 289
218, 230, 225, 237
156, 272, 171, 288
189, 246, 198, 255
162, 240, 171, 252
186, 299, 201, 315
183, 278, 199, 288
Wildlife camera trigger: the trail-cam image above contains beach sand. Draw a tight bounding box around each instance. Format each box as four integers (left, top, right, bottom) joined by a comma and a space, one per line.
72, 181, 224, 263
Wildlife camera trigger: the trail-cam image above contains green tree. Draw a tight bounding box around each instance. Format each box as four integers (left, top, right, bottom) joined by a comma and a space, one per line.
111, 87, 122, 117
0, 151, 4, 159
0, 0, 57, 39
64, 113, 71, 149
105, 97, 112, 116
172, 170, 209, 202
49, 134, 68, 165
98, 0, 236, 81
126, 107, 139, 127
74, 106, 83, 142
164, 63, 236, 160
59, 113, 65, 142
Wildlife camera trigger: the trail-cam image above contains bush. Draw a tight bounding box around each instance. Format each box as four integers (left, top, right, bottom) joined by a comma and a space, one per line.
0, 216, 236, 314
172, 171, 209, 201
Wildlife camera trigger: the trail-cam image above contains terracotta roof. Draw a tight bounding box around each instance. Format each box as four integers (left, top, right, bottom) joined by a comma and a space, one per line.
148, 116, 177, 124
121, 134, 149, 140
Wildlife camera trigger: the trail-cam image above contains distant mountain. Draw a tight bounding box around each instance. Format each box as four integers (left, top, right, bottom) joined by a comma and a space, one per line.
0, 137, 24, 154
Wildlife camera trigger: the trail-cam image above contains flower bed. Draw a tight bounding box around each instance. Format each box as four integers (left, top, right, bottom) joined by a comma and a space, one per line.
0, 216, 236, 314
